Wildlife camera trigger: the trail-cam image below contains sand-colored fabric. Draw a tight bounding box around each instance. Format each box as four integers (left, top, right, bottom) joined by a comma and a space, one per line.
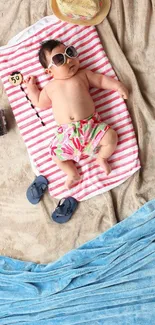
0, 0, 154, 264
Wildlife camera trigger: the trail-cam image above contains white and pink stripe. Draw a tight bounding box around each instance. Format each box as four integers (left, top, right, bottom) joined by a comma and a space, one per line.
0, 16, 140, 201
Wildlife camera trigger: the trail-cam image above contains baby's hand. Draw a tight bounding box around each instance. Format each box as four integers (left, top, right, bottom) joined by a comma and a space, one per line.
24, 76, 36, 86
117, 83, 129, 99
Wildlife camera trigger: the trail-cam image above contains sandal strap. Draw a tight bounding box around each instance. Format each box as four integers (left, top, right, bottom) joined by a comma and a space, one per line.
30, 183, 47, 199
56, 198, 72, 216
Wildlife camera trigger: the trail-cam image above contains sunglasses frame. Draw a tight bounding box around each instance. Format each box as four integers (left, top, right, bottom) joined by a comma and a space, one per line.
48, 45, 78, 69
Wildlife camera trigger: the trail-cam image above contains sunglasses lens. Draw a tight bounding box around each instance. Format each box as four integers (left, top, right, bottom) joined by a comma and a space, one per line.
66, 46, 78, 58
52, 53, 64, 66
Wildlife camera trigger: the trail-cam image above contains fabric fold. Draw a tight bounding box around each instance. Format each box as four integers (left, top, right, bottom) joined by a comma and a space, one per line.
0, 199, 155, 324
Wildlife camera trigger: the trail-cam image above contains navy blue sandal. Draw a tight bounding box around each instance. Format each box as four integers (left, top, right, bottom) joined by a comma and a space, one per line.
52, 197, 78, 223
26, 175, 48, 204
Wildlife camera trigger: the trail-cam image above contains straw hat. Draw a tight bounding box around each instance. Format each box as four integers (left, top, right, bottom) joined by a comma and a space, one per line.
50, 0, 111, 26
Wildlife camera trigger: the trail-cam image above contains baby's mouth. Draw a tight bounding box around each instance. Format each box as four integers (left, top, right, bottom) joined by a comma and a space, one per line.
69, 65, 75, 70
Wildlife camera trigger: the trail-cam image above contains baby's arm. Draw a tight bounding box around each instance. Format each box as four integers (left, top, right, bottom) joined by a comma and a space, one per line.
25, 76, 52, 109
85, 70, 129, 99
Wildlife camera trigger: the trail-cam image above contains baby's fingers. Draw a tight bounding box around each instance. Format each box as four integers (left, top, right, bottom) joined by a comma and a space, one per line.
119, 89, 128, 100
122, 93, 128, 99
24, 76, 35, 84
30, 76, 36, 83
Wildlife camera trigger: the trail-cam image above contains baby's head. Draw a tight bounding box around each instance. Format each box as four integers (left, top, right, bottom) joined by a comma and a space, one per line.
38, 39, 80, 79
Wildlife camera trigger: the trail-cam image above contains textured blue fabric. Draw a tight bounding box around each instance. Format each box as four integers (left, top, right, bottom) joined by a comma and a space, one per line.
1, 200, 155, 324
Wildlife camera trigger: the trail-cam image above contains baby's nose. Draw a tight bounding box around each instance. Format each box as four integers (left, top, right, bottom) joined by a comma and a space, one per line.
66, 57, 72, 64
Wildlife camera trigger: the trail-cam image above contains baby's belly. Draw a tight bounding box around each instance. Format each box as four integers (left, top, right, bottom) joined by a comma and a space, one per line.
53, 101, 95, 125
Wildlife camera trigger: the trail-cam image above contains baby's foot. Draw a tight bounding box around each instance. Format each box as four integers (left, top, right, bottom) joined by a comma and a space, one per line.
65, 174, 81, 189
97, 157, 111, 175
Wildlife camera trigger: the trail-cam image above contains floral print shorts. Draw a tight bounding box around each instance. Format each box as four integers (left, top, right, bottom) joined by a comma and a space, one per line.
49, 112, 110, 162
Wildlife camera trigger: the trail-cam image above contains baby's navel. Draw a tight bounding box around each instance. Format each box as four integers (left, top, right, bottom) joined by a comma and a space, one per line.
70, 116, 75, 121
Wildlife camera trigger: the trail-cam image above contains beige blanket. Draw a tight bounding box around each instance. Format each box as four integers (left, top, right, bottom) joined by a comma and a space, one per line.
0, 0, 154, 263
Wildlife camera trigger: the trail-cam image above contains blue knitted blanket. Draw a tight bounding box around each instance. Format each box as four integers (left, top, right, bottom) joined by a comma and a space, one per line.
1, 200, 155, 324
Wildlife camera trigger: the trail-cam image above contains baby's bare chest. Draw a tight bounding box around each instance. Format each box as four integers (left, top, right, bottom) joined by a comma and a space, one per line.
51, 76, 89, 100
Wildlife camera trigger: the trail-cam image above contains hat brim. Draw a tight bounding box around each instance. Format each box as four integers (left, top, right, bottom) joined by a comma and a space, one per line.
50, 0, 111, 26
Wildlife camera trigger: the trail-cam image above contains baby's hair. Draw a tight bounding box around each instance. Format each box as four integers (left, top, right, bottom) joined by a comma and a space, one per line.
38, 39, 63, 68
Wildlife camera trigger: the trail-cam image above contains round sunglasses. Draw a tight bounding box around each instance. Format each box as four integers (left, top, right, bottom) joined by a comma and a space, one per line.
48, 46, 78, 69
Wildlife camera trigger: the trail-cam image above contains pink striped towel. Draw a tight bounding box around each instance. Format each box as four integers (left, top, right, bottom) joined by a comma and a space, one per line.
0, 16, 140, 201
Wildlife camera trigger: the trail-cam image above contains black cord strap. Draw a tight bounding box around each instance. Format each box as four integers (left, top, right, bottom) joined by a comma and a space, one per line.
20, 85, 45, 126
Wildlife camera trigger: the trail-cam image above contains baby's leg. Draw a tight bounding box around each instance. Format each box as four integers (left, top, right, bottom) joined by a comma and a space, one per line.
97, 128, 118, 175
52, 157, 80, 189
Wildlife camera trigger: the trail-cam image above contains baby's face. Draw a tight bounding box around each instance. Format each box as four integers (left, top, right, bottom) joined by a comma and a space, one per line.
46, 44, 80, 79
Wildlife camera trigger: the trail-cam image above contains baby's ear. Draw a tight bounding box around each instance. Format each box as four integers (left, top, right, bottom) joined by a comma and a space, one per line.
45, 68, 52, 75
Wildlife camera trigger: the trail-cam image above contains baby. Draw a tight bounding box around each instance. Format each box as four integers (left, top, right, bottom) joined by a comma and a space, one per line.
25, 40, 128, 189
